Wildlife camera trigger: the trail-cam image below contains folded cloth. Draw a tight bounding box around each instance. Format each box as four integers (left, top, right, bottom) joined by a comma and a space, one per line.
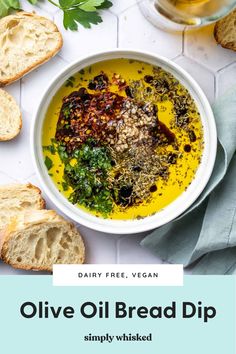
141, 86, 236, 274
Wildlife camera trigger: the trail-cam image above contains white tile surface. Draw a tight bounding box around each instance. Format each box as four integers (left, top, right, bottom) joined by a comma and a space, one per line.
21, 56, 67, 114
20, 1, 53, 19
117, 235, 163, 264
111, 0, 142, 15
185, 24, 236, 71
217, 63, 236, 98
0, 260, 48, 275
79, 226, 120, 264
38, 0, 60, 15
54, 11, 118, 62
174, 55, 215, 104
119, 5, 183, 58
0, 171, 16, 185
0, 109, 35, 181
0, 0, 233, 274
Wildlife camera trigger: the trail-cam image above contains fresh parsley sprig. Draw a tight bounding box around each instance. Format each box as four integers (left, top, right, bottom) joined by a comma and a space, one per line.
0, 0, 113, 30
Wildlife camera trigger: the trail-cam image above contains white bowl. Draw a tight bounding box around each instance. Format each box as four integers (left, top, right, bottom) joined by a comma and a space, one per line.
31, 49, 217, 234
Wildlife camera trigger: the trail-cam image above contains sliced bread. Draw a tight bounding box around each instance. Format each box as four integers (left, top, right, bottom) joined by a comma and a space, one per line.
0, 12, 63, 86
0, 89, 22, 140
0, 210, 85, 271
0, 183, 45, 229
214, 9, 236, 51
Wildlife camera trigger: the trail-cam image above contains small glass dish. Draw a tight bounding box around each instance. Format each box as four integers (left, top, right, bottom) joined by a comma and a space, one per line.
139, 0, 236, 31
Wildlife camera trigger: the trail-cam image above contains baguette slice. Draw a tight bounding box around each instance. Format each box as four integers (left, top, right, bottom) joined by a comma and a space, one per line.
0, 89, 22, 140
0, 210, 85, 271
214, 9, 236, 51
0, 12, 63, 86
0, 183, 45, 229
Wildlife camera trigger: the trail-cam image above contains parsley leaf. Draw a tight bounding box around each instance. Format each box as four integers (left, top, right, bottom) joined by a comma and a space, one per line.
44, 156, 53, 170
59, 0, 112, 30
0, 0, 113, 31
0, 0, 20, 18
79, 0, 105, 12
62, 181, 69, 191
27, 0, 38, 4
42, 144, 56, 155
63, 8, 102, 30
96, 0, 112, 9
65, 76, 76, 87
59, 0, 76, 8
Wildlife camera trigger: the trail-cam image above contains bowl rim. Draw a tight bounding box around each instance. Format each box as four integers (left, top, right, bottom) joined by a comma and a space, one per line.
31, 49, 217, 234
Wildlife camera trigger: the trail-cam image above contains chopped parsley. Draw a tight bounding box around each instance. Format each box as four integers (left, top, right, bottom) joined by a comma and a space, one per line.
43, 139, 114, 215
65, 76, 76, 88
64, 140, 113, 215
62, 181, 69, 191
44, 156, 53, 171
42, 144, 56, 155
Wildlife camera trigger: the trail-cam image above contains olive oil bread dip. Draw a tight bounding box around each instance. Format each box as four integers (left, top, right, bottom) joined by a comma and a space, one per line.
42, 58, 203, 220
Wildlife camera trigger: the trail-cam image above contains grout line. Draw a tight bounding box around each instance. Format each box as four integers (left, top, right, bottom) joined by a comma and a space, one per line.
183, 55, 216, 75
182, 27, 187, 55
116, 235, 130, 264
0, 170, 18, 182
115, 238, 120, 264
172, 53, 183, 62
116, 14, 120, 48
216, 60, 236, 74
194, 60, 216, 75
214, 73, 219, 100
115, 237, 124, 264
181, 27, 219, 75
118, 0, 144, 17
22, 172, 37, 183
57, 53, 70, 64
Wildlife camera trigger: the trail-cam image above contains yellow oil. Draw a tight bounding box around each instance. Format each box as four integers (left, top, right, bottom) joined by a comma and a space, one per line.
42, 59, 203, 220
162, 0, 232, 18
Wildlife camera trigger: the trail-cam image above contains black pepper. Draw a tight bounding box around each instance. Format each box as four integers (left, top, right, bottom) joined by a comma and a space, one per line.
184, 144, 191, 152
150, 185, 157, 193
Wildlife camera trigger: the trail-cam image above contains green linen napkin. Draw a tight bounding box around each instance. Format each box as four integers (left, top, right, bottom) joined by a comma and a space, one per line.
141, 86, 236, 274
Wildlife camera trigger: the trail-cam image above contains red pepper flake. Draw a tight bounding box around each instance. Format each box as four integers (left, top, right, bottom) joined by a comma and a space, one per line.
112, 73, 126, 90
56, 88, 125, 152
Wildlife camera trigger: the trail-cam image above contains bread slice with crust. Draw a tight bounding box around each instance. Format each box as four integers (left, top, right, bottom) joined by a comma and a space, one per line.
0, 89, 22, 141
0, 210, 85, 271
0, 183, 45, 230
214, 9, 236, 51
0, 11, 63, 86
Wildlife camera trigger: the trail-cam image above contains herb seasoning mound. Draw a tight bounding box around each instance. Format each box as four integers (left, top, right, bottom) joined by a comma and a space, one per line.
43, 58, 203, 219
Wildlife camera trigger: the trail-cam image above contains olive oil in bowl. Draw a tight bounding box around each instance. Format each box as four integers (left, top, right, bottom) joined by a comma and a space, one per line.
42, 58, 203, 220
